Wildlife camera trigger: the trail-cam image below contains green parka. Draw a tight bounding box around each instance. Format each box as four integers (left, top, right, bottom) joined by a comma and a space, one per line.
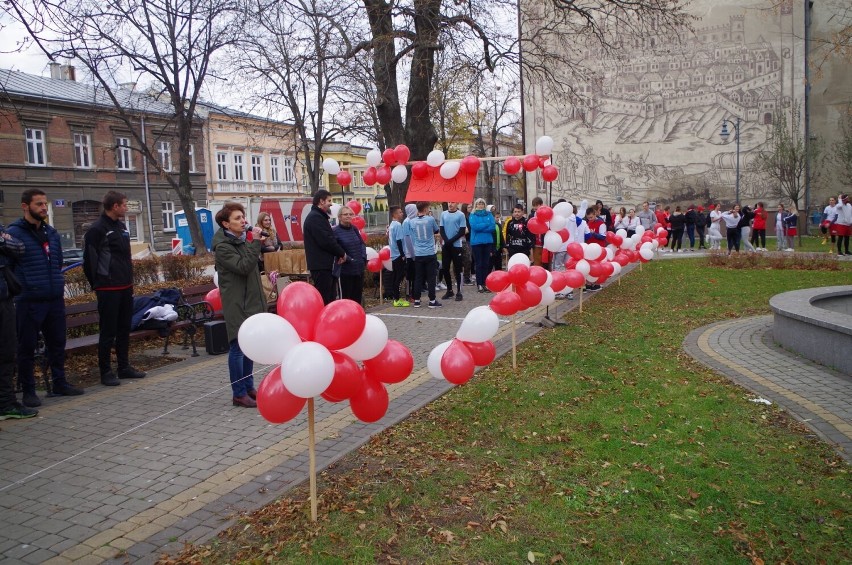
212, 229, 266, 342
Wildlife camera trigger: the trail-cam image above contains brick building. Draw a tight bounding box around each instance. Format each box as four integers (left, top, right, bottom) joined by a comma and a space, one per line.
0, 66, 206, 253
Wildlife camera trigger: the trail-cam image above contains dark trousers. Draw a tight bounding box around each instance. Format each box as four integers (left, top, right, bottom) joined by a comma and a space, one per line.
726, 228, 741, 253
390, 257, 405, 301
838, 235, 851, 254
96, 288, 133, 376
685, 224, 695, 247
751, 229, 766, 248
696, 227, 706, 248
413, 254, 437, 302
228, 339, 254, 398
338, 274, 363, 305
670, 228, 684, 251
472, 244, 492, 286
441, 244, 463, 293
16, 297, 67, 393
492, 248, 503, 272
310, 269, 336, 305
0, 299, 17, 410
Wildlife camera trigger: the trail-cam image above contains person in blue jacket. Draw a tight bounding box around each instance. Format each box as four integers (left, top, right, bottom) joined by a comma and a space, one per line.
8, 189, 84, 407
332, 206, 367, 305
468, 198, 496, 293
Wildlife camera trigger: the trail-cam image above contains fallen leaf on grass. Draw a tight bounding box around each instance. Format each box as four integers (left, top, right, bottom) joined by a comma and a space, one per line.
439, 530, 455, 543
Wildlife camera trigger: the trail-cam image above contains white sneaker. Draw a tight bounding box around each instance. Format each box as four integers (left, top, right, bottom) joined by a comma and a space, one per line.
437, 282, 447, 290
785, 248, 794, 252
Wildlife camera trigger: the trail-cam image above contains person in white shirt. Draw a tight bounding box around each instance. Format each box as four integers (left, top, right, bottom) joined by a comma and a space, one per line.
625, 208, 640, 238
832, 193, 852, 256
720, 205, 742, 254
707, 204, 723, 250
774, 203, 790, 251
821, 197, 839, 247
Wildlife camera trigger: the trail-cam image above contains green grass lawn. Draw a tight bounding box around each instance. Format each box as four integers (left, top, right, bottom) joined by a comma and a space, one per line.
166, 259, 851, 565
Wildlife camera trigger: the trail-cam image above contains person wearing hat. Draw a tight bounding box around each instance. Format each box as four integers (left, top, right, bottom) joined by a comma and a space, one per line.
695, 206, 707, 250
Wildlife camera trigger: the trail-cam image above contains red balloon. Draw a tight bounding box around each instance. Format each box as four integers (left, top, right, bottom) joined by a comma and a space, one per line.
360, 229, 368, 243
611, 234, 623, 247
601, 262, 615, 276
441, 339, 476, 385
597, 275, 609, 284
375, 166, 392, 185
276, 282, 323, 341
367, 257, 382, 272
349, 374, 389, 423
382, 148, 398, 166
563, 270, 585, 289
393, 144, 411, 165
557, 228, 570, 243
462, 340, 496, 367
527, 217, 548, 235
567, 242, 584, 260
564, 258, 578, 270
363, 167, 377, 185
535, 206, 554, 223
460, 155, 481, 174
411, 161, 429, 179
489, 291, 523, 316
347, 200, 362, 215
503, 156, 521, 175
522, 154, 540, 172
517, 280, 542, 308
653, 222, 662, 231
325, 352, 363, 401
597, 246, 608, 261
550, 272, 567, 292
351, 215, 366, 230
614, 253, 630, 266
378, 247, 391, 261
588, 261, 603, 277
528, 266, 548, 286
364, 339, 414, 384
658, 238, 668, 247
336, 171, 352, 187
507, 263, 530, 286
205, 288, 222, 311
541, 165, 559, 182
485, 270, 511, 293
314, 299, 367, 351
257, 366, 307, 424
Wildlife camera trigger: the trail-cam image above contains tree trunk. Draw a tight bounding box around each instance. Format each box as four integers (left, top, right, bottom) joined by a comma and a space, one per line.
175, 108, 207, 255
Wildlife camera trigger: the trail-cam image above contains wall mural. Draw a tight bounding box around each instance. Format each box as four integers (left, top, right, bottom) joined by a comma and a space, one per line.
525, 2, 805, 207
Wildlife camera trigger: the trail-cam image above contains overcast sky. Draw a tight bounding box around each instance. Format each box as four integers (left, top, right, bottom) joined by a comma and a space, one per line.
0, 18, 54, 76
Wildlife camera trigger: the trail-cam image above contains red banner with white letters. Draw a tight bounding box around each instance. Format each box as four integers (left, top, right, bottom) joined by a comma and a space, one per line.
405, 168, 477, 204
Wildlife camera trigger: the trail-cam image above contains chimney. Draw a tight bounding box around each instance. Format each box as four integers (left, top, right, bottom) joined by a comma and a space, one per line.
49, 62, 62, 80
61, 65, 76, 81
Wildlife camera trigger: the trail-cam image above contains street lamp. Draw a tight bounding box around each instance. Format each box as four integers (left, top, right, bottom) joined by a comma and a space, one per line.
719, 117, 741, 204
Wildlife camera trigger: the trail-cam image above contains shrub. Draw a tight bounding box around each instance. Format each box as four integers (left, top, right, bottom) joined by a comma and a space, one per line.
706, 250, 839, 271
160, 254, 207, 281
133, 256, 161, 285
64, 267, 90, 298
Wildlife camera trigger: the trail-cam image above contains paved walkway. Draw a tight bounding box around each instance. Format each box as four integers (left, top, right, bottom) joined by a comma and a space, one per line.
1, 264, 849, 564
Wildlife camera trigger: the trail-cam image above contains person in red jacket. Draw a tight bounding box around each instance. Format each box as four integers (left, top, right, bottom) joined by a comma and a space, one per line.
750, 202, 768, 251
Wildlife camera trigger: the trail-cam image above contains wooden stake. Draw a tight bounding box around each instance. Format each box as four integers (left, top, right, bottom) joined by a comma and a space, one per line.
308, 398, 317, 522
579, 286, 584, 313
379, 268, 383, 305
511, 314, 517, 369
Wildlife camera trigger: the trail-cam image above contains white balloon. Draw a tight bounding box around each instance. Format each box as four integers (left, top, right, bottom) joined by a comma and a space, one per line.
391, 164, 408, 183
639, 247, 654, 261
456, 306, 500, 343
427, 340, 453, 380
548, 214, 567, 231
238, 313, 302, 365
540, 270, 553, 289
631, 234, 643, 248
585, 273, 598, 283
635, 225, 645, 237
535, 135, 554, 155
322, 158, 340, 175
543, 231, 562, 252
382, 258, 393, 271
366, 149, 382, 167
611, 262, 622, 276
553, 201, 573, 218
426, 150, 445, 167
439, 161, 461, 179
656, 227, 667, 236
605, 246, 615, 261
507, 253, 531, 268
329, 203, 341, 219
213, 271, 219, 288
339, 314, 388, 361
616, 228, 628, 239
540, 286, 556, 306
280, 342, 335, 398
584, 243, 603, 261
366, 247, 379, 260
575, 259, 591, 276
599, 224, 607, 235
640, 241, 654, 251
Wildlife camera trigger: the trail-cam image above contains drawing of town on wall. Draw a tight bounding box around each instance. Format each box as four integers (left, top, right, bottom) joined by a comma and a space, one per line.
536, 2, 801, 206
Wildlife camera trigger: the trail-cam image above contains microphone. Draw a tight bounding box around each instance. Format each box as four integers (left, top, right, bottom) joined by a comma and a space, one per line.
260, 231, 270, 237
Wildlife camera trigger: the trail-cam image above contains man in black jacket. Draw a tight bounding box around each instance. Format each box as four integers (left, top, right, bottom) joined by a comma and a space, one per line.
303, 190, 347, 304
83, 191, 146, 386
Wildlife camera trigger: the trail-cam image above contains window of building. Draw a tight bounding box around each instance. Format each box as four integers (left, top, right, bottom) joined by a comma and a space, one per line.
158, 141, 172, 171
116, 137, 132, 170
73, 132, 92, 168
282, 158, 295, 183
270, 156, 280, 182
233, 154, 244, 181
162, 201, 176, 232
216, 152, 228, 180
126, 214, 141, 241
251, 154, 263, 181
188, 144, 196, 172
25, 128, 46, 166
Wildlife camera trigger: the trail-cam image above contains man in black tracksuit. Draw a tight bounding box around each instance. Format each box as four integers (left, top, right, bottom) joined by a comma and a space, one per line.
303, 190, 347, 305
504, 205, 533, 258
83, 191, 146, 386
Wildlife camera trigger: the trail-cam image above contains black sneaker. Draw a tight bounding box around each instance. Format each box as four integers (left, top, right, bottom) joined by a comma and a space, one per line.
101, 371, 121, 386
428, 300, 443, 308
0, 403, 38, 420
54, 382, 84, 396
455, 293, 463, 301
442, 291, 455, 300
463, 279, 474, 286
586, 284, 601, 292
118, 366, 146, 379
413, 300, 421, 308
22, 392, 42, 408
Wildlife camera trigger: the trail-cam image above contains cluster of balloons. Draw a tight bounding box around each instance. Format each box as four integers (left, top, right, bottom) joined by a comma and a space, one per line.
239, 282, 415, 424
326, 199, 369, 243
366, 246, 392, 273
502, 136, 559, 182
484, 253, 569, 316
427, 306, 499, 385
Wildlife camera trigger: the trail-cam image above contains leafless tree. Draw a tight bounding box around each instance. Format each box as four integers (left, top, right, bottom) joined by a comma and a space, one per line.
4, 0, 245, 253
831, 105, 852, 187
